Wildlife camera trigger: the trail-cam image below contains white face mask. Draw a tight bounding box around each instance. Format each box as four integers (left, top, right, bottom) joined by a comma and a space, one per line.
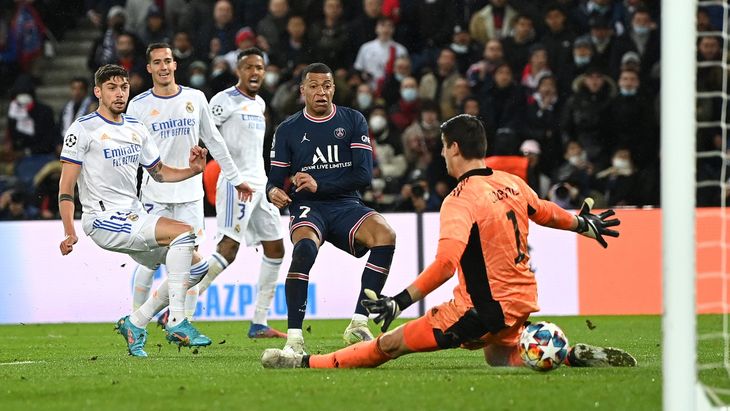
633, 24, 650, 35
394, 73, 405, 82
574, 55, 591, 66
568, 151, 587, 166
401, 88, 418, 102
190, 73, 206, 88
211, 68, 225, 78
264, 72, 280, 88
16, 93, 33, 105
451, 43, 468, 54
620, 87, 637, 96
357, 93, 373, 109
369, 115, 387, 133
613, 158, 630, 170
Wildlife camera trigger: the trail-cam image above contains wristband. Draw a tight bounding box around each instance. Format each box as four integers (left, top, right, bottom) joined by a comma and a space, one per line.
393, 289, 413, 311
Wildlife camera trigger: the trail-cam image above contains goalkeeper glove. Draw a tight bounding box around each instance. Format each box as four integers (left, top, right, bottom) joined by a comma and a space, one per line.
575, 197, 620, 248
361, 289, 413, 332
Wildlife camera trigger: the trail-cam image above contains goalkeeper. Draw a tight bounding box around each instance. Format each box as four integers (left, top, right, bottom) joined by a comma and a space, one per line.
261, 114, 636, 369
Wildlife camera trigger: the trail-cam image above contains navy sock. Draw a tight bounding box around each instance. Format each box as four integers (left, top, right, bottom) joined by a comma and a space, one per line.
286, 238, 318, 329
355, 245, 395, 315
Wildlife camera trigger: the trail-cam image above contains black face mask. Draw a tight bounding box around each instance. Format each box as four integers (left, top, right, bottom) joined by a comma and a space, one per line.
112, 21, 125, 32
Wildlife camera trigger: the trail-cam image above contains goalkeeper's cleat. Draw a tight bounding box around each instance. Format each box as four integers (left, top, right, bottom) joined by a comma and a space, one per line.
156, 309, 170, 329
248, 323, 287, 339
261, 348, 304, 369
283, 335, 307, 355
569, 343, 637, 367
342, 319, 374, 345
165, 318, 212, 347
115, 316, 148, 358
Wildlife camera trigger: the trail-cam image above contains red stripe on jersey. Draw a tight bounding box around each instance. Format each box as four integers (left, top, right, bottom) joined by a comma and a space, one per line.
350, 143, 372, 151
271, 161, 290, 167
303, 104, 337, 123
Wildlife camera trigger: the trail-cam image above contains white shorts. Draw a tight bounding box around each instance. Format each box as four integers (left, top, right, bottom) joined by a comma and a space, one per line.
140, 193, 205, 245
215, 180, 282, 247
82, 208, 167, 270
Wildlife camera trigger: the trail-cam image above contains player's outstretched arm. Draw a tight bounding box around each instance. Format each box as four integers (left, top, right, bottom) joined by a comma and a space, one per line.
58, 162, 80, 255
147, 146, 208, 183
574, 198, 620, 248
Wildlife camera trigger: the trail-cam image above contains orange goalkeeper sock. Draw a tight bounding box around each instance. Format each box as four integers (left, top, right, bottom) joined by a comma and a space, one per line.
307, 338, 391, 368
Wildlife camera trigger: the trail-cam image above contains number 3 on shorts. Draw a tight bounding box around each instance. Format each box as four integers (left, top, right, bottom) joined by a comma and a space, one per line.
299, 206, 311, 218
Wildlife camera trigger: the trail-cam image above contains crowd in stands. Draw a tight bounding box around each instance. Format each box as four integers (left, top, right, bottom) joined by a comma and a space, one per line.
1, 0, 728, 220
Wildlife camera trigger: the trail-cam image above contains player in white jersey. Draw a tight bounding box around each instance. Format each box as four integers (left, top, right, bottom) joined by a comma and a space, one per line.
187, 47, 286, 338
126, 43, 254, 319
58, 65, 252, 357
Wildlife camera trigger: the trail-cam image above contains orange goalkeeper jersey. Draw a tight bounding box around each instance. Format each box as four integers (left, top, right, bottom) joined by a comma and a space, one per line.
420, 167, 576, 331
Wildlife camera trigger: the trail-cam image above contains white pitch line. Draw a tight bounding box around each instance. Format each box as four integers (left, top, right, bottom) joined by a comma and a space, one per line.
0, 361, 43, 366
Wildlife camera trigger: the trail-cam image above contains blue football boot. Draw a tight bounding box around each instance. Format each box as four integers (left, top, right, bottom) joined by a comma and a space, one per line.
165, 318, 212, 347
115, 316, 148, 358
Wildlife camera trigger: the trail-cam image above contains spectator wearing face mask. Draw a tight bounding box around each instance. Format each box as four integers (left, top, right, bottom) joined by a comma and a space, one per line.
609, 68, 656, 169
188, 60, 213, 99
585, 14, 615, 73
388, 76, 421, 131
380, 56, 413, 107
552, 140, 595, 196
366, 106, 407, 205
609, 7, 659, 81
557, 36, 593, 98
595, 147, 641, 206
209, 56, 238, 95
172, 31, 199, 86
353, 83, 377, 117
449, 25, 482, 75
561, 65, 617, 168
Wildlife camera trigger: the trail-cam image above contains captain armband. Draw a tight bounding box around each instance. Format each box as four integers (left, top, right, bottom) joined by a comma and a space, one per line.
58, 193, 75, 203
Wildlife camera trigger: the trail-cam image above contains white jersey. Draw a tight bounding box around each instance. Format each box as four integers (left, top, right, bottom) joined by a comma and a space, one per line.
126, 86, 243, 203
209, 86, 267, 190
60, 112, 160, 215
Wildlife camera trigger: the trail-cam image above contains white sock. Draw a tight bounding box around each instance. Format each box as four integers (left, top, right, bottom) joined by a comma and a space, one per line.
166, 232, 195, 327
184, 259, 208, 318
287, 328, 303, 340
132, 265, 156, 311
130, 281, 169, 328
196, 252, 229, 295
352, 313, 368, 323
252, 256, 282, 325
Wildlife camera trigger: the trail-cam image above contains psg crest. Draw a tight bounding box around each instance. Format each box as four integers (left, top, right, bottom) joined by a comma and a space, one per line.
334, 127, 346, 139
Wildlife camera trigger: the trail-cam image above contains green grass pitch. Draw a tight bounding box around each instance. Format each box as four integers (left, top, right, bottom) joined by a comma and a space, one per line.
0, 315, 725, 410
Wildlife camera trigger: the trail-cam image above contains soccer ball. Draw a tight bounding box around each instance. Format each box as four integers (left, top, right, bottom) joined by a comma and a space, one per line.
519, 321, 569, 371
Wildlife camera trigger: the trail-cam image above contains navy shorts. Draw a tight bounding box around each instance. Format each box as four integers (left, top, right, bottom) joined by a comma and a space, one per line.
289, 199, 378, 258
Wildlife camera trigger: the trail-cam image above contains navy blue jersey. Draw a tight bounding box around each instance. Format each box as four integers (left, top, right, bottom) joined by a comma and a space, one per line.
267, 105, 373, 202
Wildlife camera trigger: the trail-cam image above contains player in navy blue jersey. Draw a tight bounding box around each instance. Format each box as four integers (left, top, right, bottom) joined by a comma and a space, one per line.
267, 63, 397, 353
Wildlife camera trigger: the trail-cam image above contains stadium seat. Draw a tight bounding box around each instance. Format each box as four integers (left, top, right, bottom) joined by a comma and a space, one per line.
14, 154, 57, 186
